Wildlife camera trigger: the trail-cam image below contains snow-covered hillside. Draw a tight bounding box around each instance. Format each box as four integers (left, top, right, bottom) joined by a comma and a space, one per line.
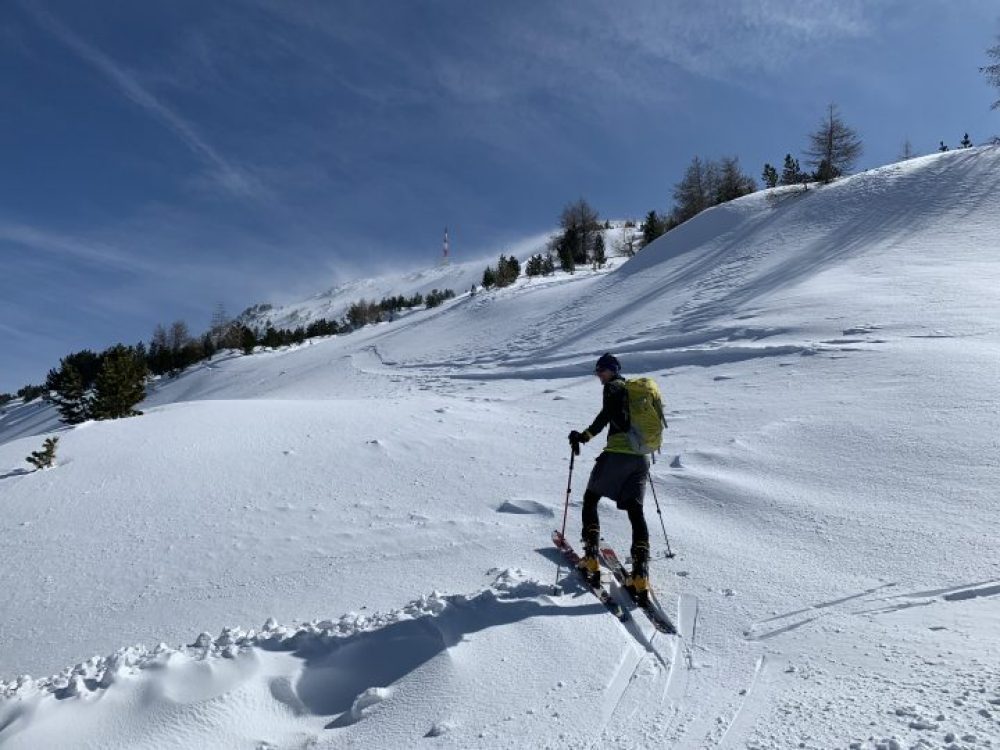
238, 225, 635, 332
2, 147, 999, 749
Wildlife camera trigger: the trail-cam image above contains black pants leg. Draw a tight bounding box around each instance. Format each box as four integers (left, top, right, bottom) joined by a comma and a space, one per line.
627, 504, 649, 549
581, 489, 601, 547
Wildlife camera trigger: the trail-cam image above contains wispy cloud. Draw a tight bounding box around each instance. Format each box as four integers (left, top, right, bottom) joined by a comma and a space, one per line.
17, 1, 264, 199
0, 221, 159, 274
522, 0, 879, 91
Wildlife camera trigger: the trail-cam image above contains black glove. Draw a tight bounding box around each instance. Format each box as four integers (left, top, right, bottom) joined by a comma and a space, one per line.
568, 430, 588, 455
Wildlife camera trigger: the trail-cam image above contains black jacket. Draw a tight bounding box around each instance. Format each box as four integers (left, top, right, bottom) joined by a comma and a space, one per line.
583, 376, 630, 440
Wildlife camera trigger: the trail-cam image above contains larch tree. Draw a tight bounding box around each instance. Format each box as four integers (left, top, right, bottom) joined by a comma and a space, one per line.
805, 104, 863, 184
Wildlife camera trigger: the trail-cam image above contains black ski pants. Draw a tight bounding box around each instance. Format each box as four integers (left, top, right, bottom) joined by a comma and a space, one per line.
582, 489, 649, 550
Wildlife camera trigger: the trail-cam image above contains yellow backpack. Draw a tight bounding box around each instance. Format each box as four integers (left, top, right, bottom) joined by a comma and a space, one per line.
624, 377, 667, 454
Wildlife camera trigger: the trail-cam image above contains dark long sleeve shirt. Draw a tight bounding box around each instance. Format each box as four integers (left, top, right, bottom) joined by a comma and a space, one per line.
583, 377, 635, 453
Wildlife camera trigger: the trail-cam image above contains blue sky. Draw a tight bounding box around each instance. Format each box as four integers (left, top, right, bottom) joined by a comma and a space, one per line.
2, 0, 998, 392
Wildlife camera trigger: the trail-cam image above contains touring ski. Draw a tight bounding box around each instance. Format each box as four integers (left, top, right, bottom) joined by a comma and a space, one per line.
599, 545, 677, 635
552, 530, 629, 623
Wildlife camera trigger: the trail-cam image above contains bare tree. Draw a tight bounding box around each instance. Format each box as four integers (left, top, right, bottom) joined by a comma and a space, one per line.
168, 320, 192, 352
151, 324, 169, 352
805, 104, 863, 183
983, 36, 1000, 110
899, 138, 915, 161
559, 198, 601, 264
614, 231, 637, 257
673, 156, 711, 223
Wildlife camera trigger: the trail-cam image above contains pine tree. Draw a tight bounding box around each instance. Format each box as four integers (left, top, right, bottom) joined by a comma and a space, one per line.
45, 361, 89, 424
493, 254, 520, 287
263, 326, 283, 348
90, 345, 148, 420
960, 133, 973, 148
762, 163, 779, 188
201, 333, 217, 360
240, 326, 258, 355
640, 210, 664, 247
939, 141, 949, 152
525, 254, 544, 277
780, 154, 804, 185
26, 437, 59, 470
805, 104, 862, 183
482, 265, 497, 288
541, 254, 556, 275
553, 227, 578, 273
16, 384, 46, 402
715, 157, 756, 203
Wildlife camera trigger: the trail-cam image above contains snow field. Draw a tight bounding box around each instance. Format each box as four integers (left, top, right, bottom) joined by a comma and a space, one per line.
2, 147, 1000, 748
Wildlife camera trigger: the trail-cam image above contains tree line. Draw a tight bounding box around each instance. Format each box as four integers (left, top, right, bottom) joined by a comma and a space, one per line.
479, 200, 617, 289
5, 286, 457, 424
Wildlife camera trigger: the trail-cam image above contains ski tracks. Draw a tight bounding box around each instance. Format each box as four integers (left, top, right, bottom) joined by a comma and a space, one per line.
596, 592, 702, 749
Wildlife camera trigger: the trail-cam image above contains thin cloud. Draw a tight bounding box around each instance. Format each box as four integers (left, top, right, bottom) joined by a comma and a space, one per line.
18, 2, 264, 199
561, 0, 879, 85
0, 221, 158, 274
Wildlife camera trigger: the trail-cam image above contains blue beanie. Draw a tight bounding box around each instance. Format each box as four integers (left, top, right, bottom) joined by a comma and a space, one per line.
594, 352, 621, 375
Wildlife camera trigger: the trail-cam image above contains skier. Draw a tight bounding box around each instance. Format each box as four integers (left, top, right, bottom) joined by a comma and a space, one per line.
568, 353, 651, 596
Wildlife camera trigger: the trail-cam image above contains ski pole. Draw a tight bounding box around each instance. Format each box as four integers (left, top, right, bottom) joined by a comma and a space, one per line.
560, 449, 575, 539
648, 471, 675, 559
553, 449, 576, 593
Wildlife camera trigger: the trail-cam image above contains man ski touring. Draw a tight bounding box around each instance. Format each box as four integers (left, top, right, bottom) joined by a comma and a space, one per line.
568, 353, 651, 597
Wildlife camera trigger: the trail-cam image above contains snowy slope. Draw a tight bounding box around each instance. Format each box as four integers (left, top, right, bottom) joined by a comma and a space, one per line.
238, 225, 635, 331
2, 147, 1000, 749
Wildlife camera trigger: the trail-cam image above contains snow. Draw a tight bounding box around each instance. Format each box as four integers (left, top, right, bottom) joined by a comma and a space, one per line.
237, 226, 632, 331
2, 146, 1000, 748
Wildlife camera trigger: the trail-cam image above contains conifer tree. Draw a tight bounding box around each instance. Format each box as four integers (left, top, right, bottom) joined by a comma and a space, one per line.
673, 156, 711, 223
17, 384, 46, 402
45, 361, 89, 424
553, 228, 578, 273
201, 333, 217, 360
26, 437, 59, 470
641, 210, 665, 246
525, 254, 544, 277
240, 326, 258, 355
960, 133, 973, 148
762, 163, 779, 188
263, 326, 283, 348
939, 141, 949, 152
559, 199, 600, 264
541, 253, 556, 275
805, 104, 862, 183
715, 157, 756, 203
90, 345, 148, 420
780, 154, 804, 185
482, 265, 497, 288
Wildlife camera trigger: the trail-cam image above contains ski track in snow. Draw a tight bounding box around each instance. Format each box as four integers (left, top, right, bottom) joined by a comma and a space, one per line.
3, 148, 1000, 748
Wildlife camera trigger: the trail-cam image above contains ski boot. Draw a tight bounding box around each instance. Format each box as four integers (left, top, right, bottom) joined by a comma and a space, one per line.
576, 527, 601, 587
627, 542, 651, 605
